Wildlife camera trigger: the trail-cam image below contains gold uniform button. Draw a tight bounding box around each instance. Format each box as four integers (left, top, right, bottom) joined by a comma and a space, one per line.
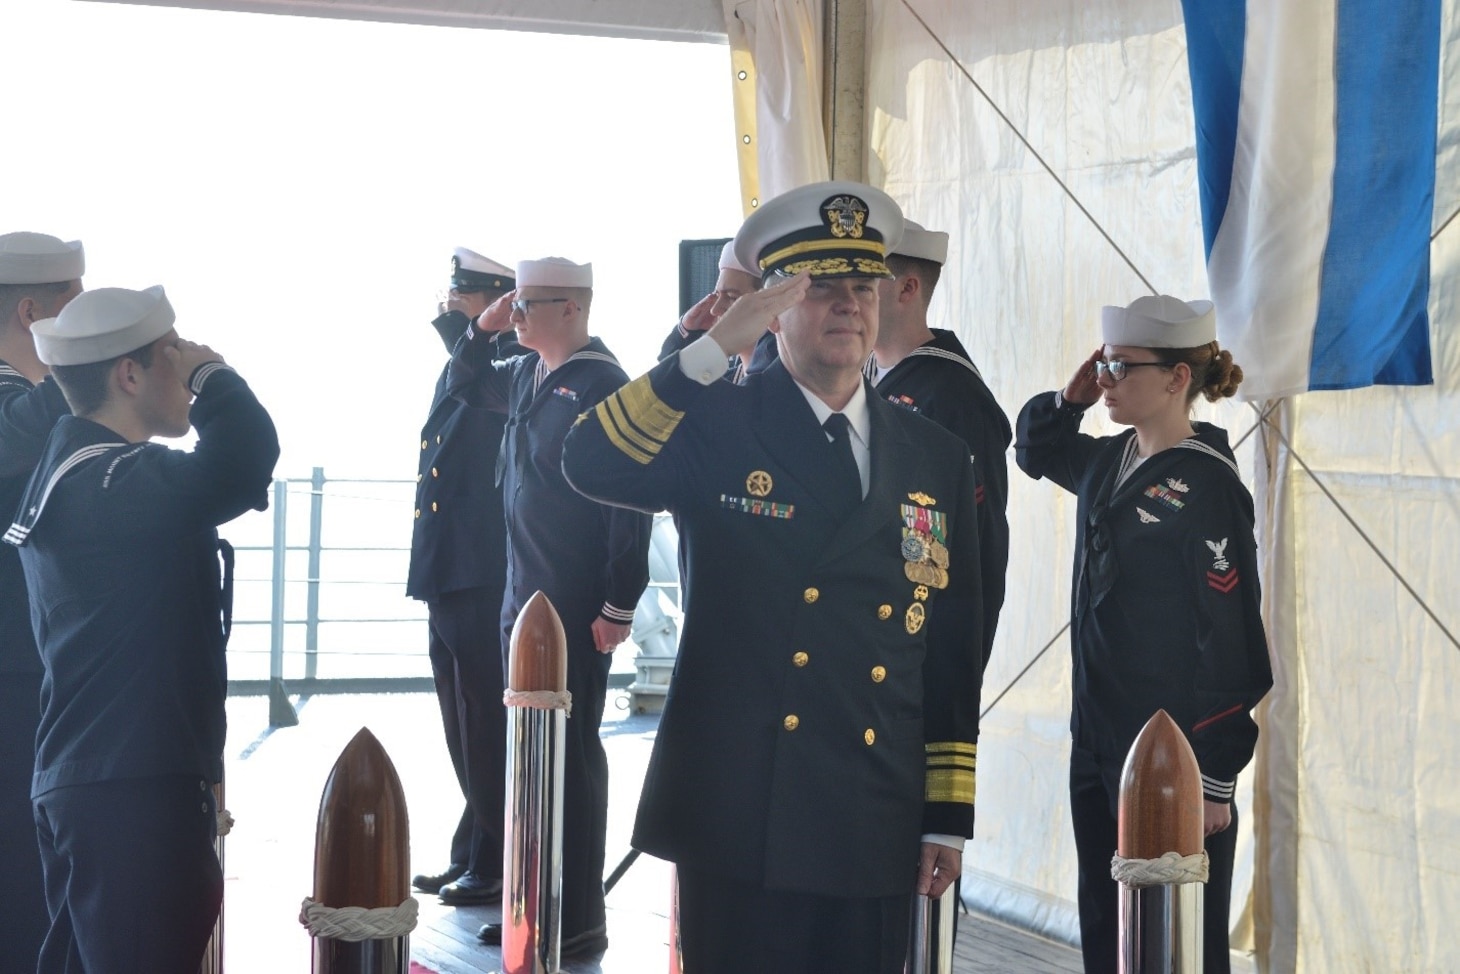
864, 728, 876, 746
793, 652, 809, 667
421, 439, 428, 450
414, 509, 421, 519
431, 501, 439, 512
803, 587, 819, 603
877, 604, 892, 620
871, 666, 886, 683
416, 474, 422, 483
436, 435, 442, 444
783, 715, 800, 731
432, 467, 439, 478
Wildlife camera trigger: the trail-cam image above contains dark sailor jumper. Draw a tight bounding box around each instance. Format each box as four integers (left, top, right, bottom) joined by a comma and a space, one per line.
867, 328, 1011, 667
0, 364, 71, 968
562, 354, 985, 899
447, 329, 650, 938
7, 364, 278, 970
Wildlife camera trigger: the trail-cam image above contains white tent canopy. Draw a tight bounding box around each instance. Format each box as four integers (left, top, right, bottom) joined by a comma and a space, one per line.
89, 0, 1460, 969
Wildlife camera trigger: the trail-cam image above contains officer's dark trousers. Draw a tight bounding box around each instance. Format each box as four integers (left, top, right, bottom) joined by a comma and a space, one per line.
33, 775, 222, 974
428, 586, 507, 878
0, 673, 47, 974
677, 864, 912, 974
1070, 746, 1237, 974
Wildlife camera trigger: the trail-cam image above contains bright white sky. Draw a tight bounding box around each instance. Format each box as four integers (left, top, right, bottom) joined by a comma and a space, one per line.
0, 0, 743, 480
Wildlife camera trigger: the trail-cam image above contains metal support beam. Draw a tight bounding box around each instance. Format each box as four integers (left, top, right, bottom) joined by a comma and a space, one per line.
822, 0, 867, 182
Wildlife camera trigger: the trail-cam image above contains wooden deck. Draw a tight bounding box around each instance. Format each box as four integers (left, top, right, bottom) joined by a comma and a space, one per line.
219, 690, 1081, 973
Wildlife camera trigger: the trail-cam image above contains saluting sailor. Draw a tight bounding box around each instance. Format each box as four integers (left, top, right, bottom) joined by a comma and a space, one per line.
446, 257, 650, 959
562, 181, 986, 974
658, 239, 774, 383
7, 285, 279, 973
0, 231, 85, 974
408, 247, 522, 906
869, 220, 1012, 668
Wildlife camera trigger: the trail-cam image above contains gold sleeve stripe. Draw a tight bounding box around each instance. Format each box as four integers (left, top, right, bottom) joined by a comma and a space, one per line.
925, 742, 977, 757
595, 400, 655, 465
601, 396, 664, 459
617, 375, 685, 444
926, 768, 976, 805
926, 754, 977, 771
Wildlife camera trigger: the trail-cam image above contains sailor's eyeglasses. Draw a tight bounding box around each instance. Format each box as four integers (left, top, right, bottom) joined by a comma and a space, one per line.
510, 298, 569, 315
1095, 360, 1167, 382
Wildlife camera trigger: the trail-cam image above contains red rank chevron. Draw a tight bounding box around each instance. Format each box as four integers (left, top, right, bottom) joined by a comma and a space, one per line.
1207, 568, 1239, 593
974, 484, 985, 505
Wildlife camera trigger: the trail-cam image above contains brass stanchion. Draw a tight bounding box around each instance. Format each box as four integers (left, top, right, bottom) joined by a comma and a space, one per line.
499, 592, 570, 974
1115, 710, 1206, 973
301, 728, 414, 974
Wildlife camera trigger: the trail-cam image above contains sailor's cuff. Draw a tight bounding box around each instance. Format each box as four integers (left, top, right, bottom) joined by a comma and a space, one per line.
678, 335, 730, 386
1053, 390, 1092, 415
920, 833, 965, 851
188, 362, 233, 395
1201, 773, 1236, 804
599, 602, 636, 625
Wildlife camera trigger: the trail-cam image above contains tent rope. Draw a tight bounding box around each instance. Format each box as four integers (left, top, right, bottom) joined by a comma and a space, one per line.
1249, 403, 1460, 655
896, 0, 1157, 296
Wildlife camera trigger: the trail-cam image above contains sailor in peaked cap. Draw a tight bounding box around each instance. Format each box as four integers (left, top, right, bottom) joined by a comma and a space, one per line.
733, 180, 905, 283
0, 233, 88, 969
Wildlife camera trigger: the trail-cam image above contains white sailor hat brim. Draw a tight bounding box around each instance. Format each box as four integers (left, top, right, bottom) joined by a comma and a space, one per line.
890, 219, 949, 266
0, 232, 85, 285
734, 181, 905, 281
33, 285, 176, 366
1101, 295, 1217, 348
516, 257, 592, 289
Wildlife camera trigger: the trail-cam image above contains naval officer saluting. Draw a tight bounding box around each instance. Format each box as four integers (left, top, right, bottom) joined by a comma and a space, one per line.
563, 181, 987, 974
8, 285, 279, 973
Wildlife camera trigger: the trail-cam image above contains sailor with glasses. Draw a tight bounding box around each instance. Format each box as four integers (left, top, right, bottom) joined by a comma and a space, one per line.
1014, 295, 1273, 974
447, 257, 650, 959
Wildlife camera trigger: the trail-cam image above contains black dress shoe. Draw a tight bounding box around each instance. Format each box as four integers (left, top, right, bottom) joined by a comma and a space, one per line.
477, 923, 608, 958
438, 871, 503, 905
411, 864, 466, 894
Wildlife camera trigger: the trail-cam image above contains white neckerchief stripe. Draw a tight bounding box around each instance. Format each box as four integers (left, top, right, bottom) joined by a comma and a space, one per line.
4, 442, 125, 546
1174, 438, 1242, 480
535, 348, 620, 395
905, 345, 983, 378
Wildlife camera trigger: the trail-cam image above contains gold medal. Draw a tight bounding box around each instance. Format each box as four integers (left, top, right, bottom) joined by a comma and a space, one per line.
905, 561, 937, 586
928, 539, 949, 569
905, 602, 926, 635
746, 470, 773, 497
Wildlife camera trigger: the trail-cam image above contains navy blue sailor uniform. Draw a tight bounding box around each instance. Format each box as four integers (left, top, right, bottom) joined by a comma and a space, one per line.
408, 313, 522, 880
7, 364, 278, 974
0, 363, 70, 972
867, 328, 1011, 667
561, 355, 985, 939
447, 331, 650, 939
1016, 391, 1272, 974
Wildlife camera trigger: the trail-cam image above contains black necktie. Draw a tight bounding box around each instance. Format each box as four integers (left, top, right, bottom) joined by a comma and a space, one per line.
823, 413, 862, 518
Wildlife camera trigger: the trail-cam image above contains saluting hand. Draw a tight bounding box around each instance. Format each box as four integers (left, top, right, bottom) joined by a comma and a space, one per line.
705, 271, 809, 360
164, 338, 225, 379
476, 290, 516, 334
1061, 346, 1105, 406
680, 290, 719, 333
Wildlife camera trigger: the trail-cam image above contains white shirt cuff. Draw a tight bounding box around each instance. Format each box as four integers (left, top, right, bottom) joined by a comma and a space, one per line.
921, 833, 965, 852
678, 335, 729, 386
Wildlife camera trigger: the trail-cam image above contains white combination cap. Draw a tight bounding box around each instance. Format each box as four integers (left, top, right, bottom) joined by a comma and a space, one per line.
33, 285, 176, 366
733, 180, 904, 281
718, 240, 756, 276
890, 219, 949, 266
1101, 295, 1216, 348
451, 247, 515, 290
0, 232, 85, 285
516, 257, 592, 289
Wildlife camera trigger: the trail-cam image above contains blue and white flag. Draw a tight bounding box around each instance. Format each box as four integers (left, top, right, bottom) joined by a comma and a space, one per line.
1181, 0, 1439, 399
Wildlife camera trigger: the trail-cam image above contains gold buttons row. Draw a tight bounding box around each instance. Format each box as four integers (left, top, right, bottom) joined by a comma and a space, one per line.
789, 652, 885, 685
781, 715, 877, 746
413, 502, 441, 518
420, 435, 444, 450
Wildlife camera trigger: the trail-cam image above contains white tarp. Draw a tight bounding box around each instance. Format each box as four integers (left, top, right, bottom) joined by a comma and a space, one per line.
862, 1, 1460, 971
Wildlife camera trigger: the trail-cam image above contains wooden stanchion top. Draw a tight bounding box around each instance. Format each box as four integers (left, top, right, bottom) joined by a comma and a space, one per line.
312, 727, 410, 909
1117, 709, 1204, 859
508, 590, 568, 694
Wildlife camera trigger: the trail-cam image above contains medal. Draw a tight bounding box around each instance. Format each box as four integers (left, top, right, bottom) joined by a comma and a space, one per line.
901, 534, 928, 563
913, 584, 929, 602
928, 539, 949, 569
905, 602, 925, 635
